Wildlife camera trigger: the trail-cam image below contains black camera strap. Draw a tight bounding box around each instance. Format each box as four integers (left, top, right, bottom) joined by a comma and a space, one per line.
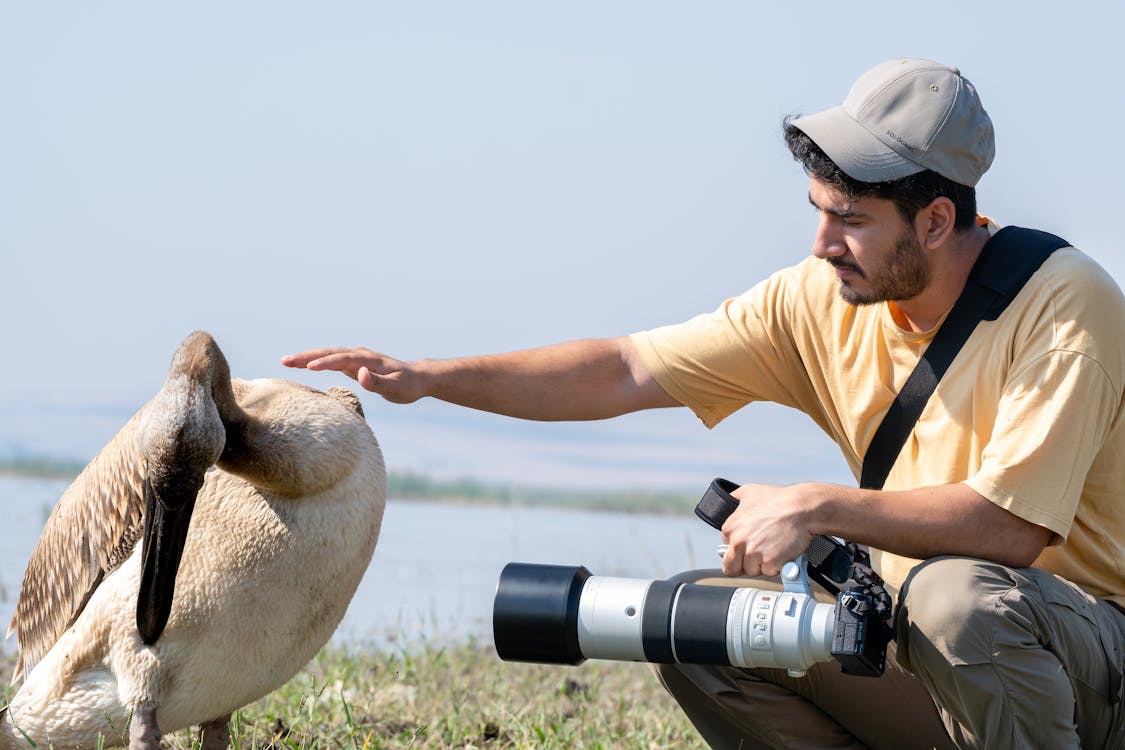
859, 226, 1070, 490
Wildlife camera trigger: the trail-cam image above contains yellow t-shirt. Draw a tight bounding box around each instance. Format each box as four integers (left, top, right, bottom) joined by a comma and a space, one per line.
631, 234, 1125, 606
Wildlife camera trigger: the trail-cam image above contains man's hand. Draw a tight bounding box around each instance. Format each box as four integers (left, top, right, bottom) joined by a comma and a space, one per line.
718, 480, 1053, 577
282, 347, 428, 403
720, 482, 824, 577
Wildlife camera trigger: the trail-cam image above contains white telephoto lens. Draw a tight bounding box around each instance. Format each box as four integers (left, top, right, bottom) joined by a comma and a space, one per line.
576, 576, 651, 662
726, 587, 834, 671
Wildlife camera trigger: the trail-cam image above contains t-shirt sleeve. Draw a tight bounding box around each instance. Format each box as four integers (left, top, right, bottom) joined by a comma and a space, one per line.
630, 268, 810, 429
966, 348, 1120, 541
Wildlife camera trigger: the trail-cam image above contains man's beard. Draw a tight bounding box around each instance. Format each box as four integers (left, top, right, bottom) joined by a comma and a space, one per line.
831, 227, 931, 306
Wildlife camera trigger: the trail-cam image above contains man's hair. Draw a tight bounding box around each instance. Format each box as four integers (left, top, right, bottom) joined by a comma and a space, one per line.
784, 119, 978, 231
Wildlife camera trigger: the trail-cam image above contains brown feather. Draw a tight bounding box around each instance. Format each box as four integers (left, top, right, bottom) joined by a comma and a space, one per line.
8, 413, 147, 680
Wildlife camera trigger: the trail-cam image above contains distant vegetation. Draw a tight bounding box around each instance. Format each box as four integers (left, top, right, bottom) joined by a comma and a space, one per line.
386, 470, 696, 515
0, 456, 87, 479
0, 458, 698, 516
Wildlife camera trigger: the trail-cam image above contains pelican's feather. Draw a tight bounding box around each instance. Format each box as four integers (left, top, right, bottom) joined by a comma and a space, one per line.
8, 413, 147, 680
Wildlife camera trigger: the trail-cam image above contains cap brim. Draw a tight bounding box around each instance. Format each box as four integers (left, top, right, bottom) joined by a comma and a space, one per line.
791, 106, 924, 183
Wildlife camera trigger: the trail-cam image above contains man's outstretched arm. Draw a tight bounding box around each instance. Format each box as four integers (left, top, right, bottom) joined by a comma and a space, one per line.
281, 336, 680, 421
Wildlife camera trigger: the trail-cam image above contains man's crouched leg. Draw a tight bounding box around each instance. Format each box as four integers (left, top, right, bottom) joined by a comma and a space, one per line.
895, 556, 1125, 750
652, 570, 956, 750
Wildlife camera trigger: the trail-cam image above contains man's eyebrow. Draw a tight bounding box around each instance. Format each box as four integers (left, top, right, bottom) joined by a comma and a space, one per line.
807, 192, 862, 218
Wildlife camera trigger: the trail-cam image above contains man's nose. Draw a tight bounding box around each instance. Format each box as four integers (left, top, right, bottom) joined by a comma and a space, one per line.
812, 214, 847, 259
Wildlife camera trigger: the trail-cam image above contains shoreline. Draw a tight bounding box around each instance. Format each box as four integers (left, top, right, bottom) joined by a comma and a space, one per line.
0, 459, 700, 516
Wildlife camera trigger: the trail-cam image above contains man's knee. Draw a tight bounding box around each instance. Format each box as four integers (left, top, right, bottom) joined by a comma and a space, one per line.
894, 556, 1017, 672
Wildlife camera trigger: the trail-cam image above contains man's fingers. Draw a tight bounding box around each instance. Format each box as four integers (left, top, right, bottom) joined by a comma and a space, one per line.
280, 347, 354, 367
723, 542, 759, 578
357, 366, 383, 391
305, 353, 362, 371
282, 346, 424, 403
299, 351, 386, 373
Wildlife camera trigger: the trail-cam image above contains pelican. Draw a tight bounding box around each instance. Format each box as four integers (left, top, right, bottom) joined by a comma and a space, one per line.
1, 331, 386, 749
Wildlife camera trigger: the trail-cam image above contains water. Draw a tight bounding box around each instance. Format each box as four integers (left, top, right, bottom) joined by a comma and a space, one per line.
0, 476, 723, 654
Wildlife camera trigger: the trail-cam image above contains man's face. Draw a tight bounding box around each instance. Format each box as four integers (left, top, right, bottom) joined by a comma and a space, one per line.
807, 178, 931, 306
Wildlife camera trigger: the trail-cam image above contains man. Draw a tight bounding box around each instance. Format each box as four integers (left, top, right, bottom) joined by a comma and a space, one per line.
284, 58, 1124, 749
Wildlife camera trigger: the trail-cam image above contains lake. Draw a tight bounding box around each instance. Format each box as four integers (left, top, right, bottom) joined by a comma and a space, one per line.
0, 476, 723, 654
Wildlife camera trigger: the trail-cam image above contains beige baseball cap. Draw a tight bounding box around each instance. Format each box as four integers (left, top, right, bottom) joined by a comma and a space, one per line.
791, 58, 994, 187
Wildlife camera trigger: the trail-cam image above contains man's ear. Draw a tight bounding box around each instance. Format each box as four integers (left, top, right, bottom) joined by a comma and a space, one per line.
917, 196, 957, 250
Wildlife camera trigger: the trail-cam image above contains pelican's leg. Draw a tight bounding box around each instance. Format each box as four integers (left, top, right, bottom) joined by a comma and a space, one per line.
128, 705, 161, 750
199, 715, 232, 750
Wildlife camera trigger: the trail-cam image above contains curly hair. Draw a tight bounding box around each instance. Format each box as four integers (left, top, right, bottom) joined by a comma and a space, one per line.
784, 119, 978, 231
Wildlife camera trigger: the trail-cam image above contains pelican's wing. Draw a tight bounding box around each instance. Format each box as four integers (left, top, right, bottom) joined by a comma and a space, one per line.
8, 415, 146, 680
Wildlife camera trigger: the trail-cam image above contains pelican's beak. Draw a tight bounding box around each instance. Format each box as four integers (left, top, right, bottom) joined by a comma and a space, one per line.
136, 461, 205, 645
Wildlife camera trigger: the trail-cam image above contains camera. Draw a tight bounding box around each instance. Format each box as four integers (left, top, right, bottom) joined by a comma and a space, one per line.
492, 479, 892, 678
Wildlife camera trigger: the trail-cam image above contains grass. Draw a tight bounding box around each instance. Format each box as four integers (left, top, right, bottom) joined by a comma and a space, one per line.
0, 642, 706, 749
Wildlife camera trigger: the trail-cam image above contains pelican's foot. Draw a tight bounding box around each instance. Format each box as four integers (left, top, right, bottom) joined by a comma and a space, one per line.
199, 715, 232, 750
128, 705, 161, 750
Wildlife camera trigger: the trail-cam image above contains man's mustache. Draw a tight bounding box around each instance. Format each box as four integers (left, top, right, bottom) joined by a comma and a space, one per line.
828, 258, 866, 278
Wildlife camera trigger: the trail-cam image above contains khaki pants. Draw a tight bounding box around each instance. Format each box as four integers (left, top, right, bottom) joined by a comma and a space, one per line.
655, 557, 1124, 749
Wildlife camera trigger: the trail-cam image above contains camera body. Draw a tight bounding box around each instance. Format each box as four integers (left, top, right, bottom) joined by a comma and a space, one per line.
493, 556, 890, 678
831, 587, 892, 676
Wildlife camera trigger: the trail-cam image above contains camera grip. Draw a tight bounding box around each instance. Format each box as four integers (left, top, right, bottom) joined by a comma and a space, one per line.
695, 478, 855, 586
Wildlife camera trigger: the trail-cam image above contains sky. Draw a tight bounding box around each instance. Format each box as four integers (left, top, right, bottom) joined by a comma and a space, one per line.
2, 2, 1123, 494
